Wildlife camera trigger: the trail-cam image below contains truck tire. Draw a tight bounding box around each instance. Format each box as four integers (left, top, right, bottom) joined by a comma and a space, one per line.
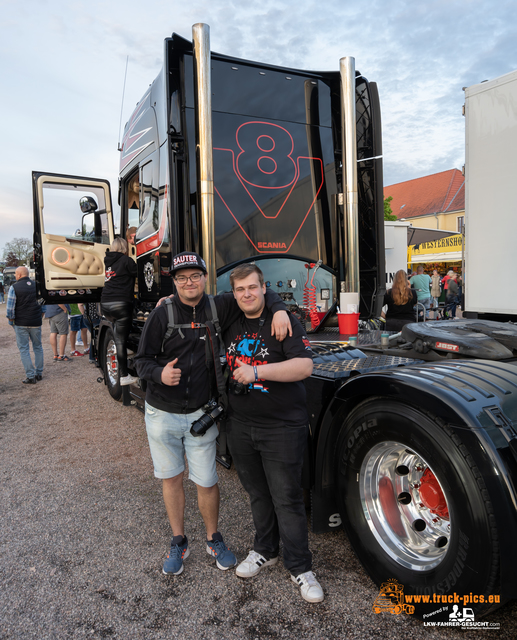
336, 398, 502, 617
103, 327, 122, 401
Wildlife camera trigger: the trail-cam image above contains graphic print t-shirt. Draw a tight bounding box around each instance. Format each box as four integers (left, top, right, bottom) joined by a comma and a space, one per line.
224, 313, 313, 427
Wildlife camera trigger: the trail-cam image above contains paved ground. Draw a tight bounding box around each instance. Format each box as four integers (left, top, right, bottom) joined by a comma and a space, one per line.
0, 312, 515, 639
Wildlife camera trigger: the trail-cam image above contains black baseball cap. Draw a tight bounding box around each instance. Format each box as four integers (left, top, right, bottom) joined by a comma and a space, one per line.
171, 251, 207, 275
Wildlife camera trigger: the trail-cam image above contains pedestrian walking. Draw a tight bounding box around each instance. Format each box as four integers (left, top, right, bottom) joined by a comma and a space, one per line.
6, 266, 45, 384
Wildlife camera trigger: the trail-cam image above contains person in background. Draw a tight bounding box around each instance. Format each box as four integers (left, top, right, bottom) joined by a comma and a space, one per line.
83, 302, 101, 364
410, 265, 432, 319
382, 270, 418, 332
69, 302, 89, 356
127, 227, 137, 246
6, 266, 45, 384
431, 269, 441, 310
45, 303, 71, 362
441, 270, 454, 293
446, 272, 460, 319
0, 280, 5, 304
100, 237, 138, 386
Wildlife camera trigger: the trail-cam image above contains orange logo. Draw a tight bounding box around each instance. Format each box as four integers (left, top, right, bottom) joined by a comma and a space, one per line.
372, 579, 415, 616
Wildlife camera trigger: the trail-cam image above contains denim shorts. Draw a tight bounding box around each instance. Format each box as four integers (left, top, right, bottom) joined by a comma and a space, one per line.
70, 315, 87, 331
144, 403, 219, 486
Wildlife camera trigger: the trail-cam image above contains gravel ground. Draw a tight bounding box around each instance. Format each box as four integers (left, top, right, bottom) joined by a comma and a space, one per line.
1, 312, 516, 639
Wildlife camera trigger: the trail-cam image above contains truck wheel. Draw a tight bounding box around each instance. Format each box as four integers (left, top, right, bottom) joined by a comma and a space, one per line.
336, 399, 501, 617
103, 328, 122, 401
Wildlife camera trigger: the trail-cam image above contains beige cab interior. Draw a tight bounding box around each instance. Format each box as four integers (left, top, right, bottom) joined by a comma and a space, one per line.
35, 176, 114, 291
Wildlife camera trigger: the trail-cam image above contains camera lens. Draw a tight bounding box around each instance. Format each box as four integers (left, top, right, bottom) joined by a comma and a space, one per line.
190, 413, 214, 437
190, 401, 225, 437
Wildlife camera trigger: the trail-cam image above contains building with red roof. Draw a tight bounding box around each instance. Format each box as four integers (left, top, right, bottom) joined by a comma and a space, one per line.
384, 169, 465, 233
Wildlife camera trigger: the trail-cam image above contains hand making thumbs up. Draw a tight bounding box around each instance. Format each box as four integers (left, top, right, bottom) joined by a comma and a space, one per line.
161, 358, 182, 386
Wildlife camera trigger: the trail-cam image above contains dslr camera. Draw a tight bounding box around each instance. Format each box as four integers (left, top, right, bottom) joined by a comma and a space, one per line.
190, 399, 225, 437
228, 378, 250, 396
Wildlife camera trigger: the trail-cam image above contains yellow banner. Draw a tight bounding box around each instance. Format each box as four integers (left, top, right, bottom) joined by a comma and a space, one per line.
409, 234, 463, 256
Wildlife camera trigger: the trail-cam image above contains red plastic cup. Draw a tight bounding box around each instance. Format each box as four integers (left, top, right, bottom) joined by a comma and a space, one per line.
338, 312, 360, 335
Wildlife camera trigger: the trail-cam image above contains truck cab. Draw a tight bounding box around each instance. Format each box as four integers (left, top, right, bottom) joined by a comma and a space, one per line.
32, 26, 517, 619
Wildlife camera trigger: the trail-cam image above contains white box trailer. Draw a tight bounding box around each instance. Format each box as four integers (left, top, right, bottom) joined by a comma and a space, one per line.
384, 221, 410, 288
384, 222, 456, 289
464, 70, 517, 319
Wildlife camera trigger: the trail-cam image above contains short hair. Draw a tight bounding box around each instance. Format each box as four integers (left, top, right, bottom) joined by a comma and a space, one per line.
111, 237, 128, 254
230, 263, 264, 289
417, 265, 424, 274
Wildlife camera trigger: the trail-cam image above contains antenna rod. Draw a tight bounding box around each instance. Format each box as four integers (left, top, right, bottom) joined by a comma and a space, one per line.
117, 56, 129, 151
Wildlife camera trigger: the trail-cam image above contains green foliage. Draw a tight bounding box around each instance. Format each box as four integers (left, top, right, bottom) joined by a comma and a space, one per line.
384, 196, 397, 221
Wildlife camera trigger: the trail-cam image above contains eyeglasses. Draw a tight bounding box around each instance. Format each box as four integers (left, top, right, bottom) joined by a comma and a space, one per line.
174, 273, 204, 284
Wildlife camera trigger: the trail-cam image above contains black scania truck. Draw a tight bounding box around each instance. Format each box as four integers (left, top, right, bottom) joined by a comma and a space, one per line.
32, 24, 517, 617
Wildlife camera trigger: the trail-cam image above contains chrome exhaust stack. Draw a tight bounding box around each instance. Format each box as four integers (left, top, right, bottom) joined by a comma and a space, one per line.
340, 56, 360, 309
192, 23, 217, 295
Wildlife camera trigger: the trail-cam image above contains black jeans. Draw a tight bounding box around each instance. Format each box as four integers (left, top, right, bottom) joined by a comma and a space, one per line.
100, 301, 133, 377
227, 418, 312, 576
446, 295, 458, 318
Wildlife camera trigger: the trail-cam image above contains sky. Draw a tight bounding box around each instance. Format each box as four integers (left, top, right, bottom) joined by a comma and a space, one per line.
1, 0, 516, 255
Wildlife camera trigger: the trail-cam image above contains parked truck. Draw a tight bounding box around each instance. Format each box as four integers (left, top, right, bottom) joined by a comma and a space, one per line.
32, 26, 517, 617
464, 69, 517, 321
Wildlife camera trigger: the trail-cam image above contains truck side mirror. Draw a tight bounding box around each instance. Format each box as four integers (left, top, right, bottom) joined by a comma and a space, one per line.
79, 196, 98, 214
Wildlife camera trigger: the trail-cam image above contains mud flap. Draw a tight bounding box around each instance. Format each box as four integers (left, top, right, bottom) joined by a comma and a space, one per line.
310, 486, 342, 533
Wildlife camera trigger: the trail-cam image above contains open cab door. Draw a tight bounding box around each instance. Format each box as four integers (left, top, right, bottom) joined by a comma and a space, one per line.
32, 172, 114, 302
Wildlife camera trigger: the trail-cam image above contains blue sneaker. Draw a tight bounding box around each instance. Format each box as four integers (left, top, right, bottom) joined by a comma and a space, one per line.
163, 536, 189, 575
206, 532, 237, 570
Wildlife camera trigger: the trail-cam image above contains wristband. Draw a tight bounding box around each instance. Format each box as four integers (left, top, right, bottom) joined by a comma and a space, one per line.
254, 366, 258, 382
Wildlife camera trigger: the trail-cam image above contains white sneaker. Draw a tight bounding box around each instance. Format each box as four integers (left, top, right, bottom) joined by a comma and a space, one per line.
235, 551, 278, 578
291, 571, 324, 603
120, 374, 138, 386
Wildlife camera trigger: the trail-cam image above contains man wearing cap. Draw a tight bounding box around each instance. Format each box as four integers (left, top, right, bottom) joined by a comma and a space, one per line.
134, 252, 290, 577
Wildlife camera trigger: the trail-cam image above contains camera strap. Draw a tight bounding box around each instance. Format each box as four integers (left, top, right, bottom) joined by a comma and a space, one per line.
204, 320, 228, 409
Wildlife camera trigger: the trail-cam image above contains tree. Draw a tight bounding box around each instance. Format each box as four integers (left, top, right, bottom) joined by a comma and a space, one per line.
2, 237, 33, 265
4, 251, 20, 267
384, 196, 397, 221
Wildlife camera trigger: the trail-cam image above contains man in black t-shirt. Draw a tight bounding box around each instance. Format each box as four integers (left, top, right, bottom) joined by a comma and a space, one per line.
225, 264, 324, 603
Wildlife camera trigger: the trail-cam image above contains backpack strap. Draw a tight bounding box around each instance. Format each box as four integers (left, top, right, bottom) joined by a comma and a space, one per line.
161, 294, 224, 359
161, 298, 192, 349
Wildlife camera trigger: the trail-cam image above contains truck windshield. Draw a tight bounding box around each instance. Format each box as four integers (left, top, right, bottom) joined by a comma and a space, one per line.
217, 257, 335, 314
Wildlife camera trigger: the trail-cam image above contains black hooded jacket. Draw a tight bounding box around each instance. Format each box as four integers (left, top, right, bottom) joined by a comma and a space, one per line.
101, 252, 137, 303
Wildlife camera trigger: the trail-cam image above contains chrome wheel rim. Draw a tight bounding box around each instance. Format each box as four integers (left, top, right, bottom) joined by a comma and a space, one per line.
105, 339, 118, 386
360, 441, 450, 571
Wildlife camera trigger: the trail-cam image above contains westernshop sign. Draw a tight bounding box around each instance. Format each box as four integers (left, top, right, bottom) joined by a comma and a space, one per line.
408, 233, 463, 264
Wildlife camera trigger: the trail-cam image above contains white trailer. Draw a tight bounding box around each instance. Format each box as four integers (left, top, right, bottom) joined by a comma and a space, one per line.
384, 221, 410, 288
464, 69, 517, 319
